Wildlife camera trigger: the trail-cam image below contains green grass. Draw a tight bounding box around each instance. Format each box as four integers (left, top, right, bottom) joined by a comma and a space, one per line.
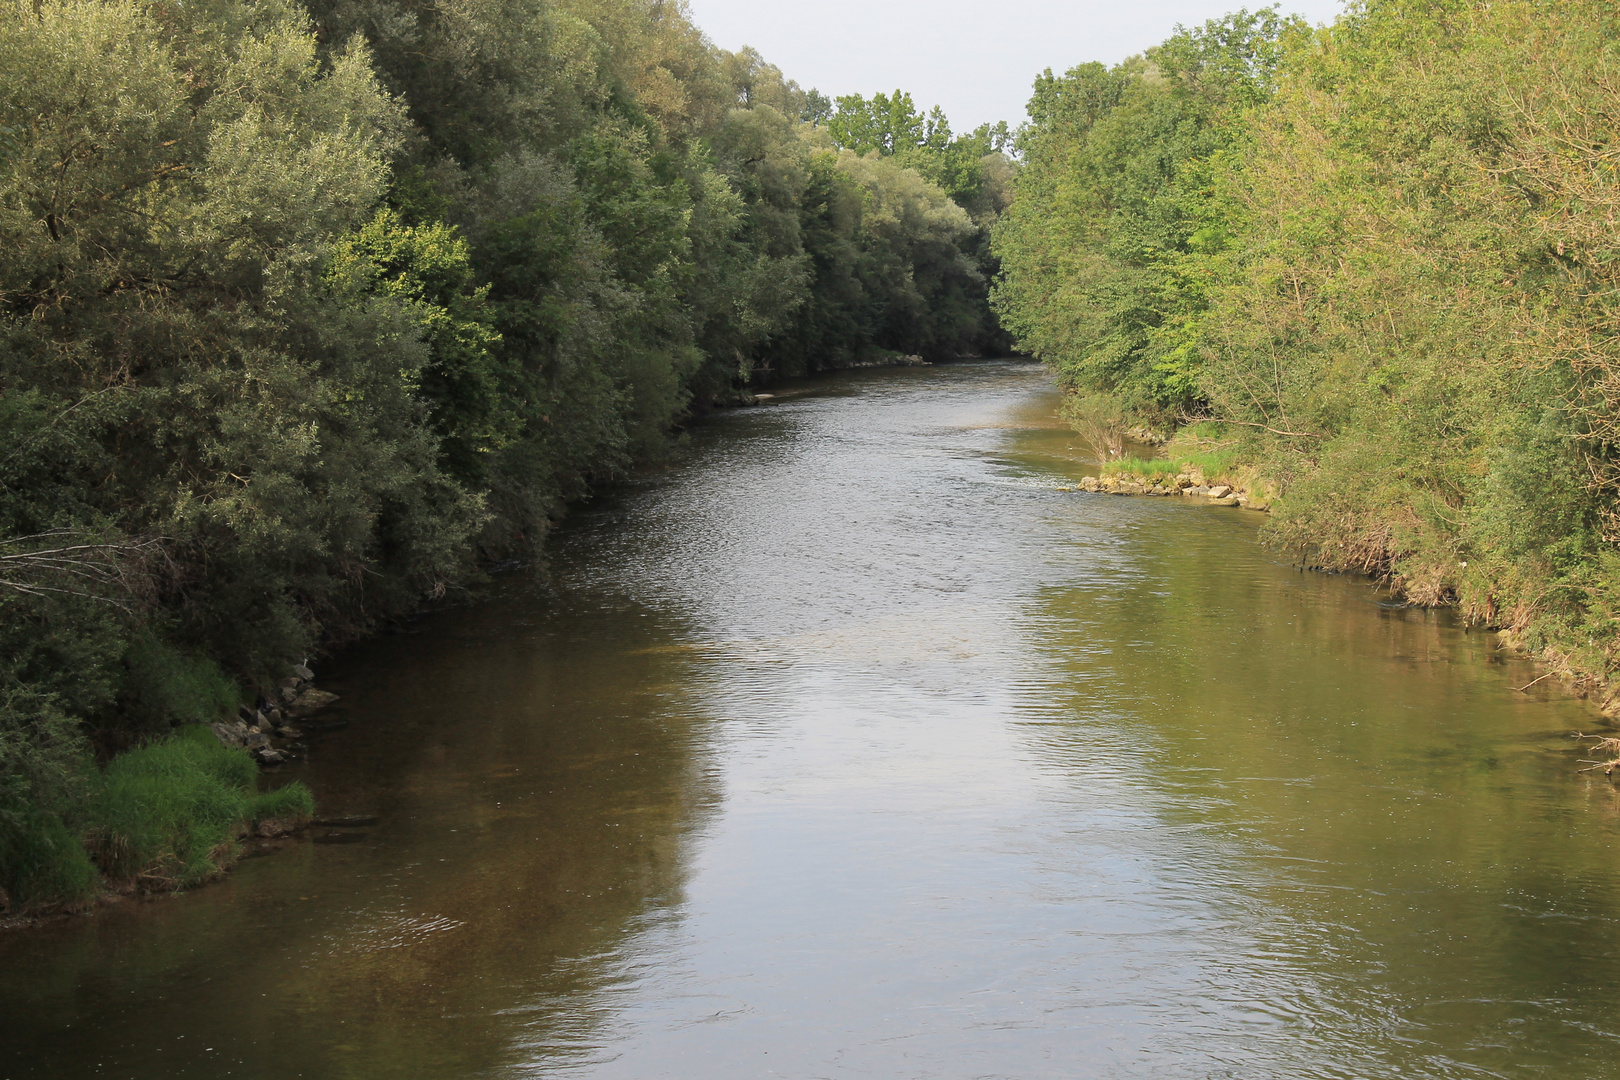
0, 808, 99, 908
1100, 448, 1241, 479
251, 781, 315, 824
89, 728, 312, 889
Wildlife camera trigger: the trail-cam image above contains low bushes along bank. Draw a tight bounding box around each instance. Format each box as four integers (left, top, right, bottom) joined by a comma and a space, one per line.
0, 728, 311, 917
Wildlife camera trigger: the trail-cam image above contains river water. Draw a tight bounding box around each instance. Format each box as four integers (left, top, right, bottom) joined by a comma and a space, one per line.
5, 360, 1620, 1079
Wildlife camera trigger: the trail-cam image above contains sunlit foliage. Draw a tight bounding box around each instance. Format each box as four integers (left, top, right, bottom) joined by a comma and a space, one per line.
995, 0, 1620, 692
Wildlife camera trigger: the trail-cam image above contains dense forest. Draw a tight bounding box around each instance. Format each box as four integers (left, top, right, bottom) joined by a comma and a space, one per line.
994, 0, 1620, 713
0, 0, 1012, 906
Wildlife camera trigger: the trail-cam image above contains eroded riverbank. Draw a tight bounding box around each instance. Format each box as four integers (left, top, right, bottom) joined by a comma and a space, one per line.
4, 361, 1620, 1080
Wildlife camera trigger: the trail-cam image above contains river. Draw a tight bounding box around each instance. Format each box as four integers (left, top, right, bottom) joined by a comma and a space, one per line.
4, 360, 1620, 1079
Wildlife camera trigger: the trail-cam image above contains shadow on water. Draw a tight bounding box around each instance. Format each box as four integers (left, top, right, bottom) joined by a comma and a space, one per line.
0, 577, 728, 1078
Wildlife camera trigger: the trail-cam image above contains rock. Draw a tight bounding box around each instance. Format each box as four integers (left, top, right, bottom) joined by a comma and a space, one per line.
211, 721, 249, 748
289, 688, 340, 716
279, 685, 299, 705
244, 731, 270, 749
293, 662, 314, 681
255, 748, 285, 766
1187, 486, 1211, 496
1208, 485, 1233, 498
1209, 496, 1241, 507
256, 817, 295, 838
274, 724, 304, 739
314, 815, 379, 828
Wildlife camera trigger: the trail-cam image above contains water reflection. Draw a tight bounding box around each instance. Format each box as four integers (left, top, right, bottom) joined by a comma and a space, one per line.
4, 361, 1619, 1079
0, 590, 727, 1079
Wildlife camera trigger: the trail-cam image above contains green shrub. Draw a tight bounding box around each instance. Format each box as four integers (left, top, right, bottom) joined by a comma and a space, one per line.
0, 684, 98, 908
121, 636, 243, 732
0, 808, 99, 908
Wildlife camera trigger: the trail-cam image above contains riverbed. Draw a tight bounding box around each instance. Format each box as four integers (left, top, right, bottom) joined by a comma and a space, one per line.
4, 360, 1619, 1079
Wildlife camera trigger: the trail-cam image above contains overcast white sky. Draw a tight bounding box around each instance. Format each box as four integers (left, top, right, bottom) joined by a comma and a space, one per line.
685, 0, 1348, 133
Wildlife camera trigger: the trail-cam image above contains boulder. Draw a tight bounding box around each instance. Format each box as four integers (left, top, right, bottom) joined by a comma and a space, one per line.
256, 817, 295, 838
244, 731, 270, 750
289, 688, 340, 716
1209, 496, 1241, 507
211, 721, 249, 748
293, 662, 314, 681
1208, 485, 1233, 498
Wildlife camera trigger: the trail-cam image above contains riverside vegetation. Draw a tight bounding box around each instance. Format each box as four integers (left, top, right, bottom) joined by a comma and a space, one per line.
0, 0, 1014, 910
12, 0, 1620, 916
992, 0, 1620, 730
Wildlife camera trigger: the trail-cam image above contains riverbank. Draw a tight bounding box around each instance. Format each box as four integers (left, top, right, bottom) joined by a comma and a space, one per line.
1083, 443, 1620, 745
0, 723, 317, 929
1061, 467, 1268, 510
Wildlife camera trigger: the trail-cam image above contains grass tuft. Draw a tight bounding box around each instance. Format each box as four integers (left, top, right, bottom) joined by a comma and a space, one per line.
251, 782, 314, 824
1100, 448, 1241, 479
88, 729, 307, 889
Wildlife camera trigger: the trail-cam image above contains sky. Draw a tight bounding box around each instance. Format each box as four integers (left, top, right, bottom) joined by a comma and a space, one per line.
684, 0, 1349, 133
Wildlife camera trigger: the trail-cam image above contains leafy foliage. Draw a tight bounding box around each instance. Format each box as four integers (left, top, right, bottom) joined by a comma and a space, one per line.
0, 0, 1010, 902
992, 7, 1300, 421
995, 0, 1620, 689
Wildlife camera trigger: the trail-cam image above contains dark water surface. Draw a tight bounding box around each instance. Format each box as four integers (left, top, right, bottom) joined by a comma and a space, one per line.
6, 361, 1620, 1079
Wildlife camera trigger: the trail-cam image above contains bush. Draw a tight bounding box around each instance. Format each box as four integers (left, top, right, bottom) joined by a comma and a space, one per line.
120, 637, 243, 732
0, 809, 99, 909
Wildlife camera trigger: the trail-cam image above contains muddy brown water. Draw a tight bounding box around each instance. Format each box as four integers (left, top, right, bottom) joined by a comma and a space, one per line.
5, 360, 1620, 1079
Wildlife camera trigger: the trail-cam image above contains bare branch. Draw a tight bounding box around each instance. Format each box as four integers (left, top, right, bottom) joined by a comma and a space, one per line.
1178, 414, 1322, 439
0, 530, 168, 611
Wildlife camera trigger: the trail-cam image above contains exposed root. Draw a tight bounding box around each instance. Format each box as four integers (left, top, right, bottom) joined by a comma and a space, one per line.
1574, 733, 1620, 773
